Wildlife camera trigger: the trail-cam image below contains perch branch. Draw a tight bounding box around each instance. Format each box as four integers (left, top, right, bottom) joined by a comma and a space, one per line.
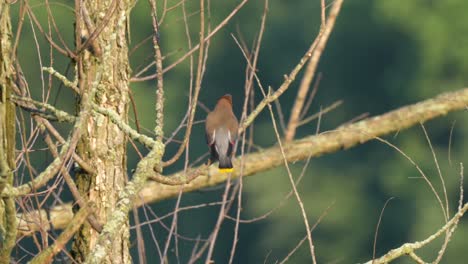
140, 88, 468, 204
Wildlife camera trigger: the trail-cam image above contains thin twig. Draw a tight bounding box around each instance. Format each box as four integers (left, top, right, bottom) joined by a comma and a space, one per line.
372, 197, 395, 264
161, 0, 207, 167
29, 202, 96, 264
265, 87, 317, 263
240, 0, 345, 134
364, 202, 468, 264
131, 0, 249, 81
284, 0, 337, 141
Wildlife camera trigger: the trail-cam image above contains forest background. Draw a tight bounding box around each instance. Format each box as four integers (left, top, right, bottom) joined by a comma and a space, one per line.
4, 0, 468, 263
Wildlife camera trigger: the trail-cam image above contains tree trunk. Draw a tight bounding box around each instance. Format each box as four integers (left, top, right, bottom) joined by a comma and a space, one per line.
71, 1, 132, 263
0, 1, 17, 262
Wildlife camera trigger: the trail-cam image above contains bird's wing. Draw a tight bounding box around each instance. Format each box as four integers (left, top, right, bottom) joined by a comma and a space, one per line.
205, 112, 215, 145
228, 115, 239, 143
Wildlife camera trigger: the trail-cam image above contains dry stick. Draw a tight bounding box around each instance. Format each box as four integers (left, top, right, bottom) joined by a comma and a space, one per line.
44, 0, 71, 59
279, 202, 335, 264
131, 0, 249, 81
161, 0, 207, 168
161, 188, 183, 263
164, 0, 195, 148
229, 1, 269, 260
433, 163, 465, 264
39, 119, 94, 174
364, 202, 468, 264
240, 0, 345, 134
224, 152, 313, 225
373, 136, 447, 226
299, 72, 322, 120
297, 100, 343, 127
12, 0, 27, 58
132, 195, 147, 264
131, 201, 228, 230
265, 89, 317, 263
29, 202, 96, 264
420, 124, 451, 264
35, 115, 102, 232
421, 124, 449, 219
284, 0, 342, 142
447, 120, 456, 166
372, 197, 395, 264
203, 179, 232, 264
24, 2, 75, 58
458, 163, 464, 211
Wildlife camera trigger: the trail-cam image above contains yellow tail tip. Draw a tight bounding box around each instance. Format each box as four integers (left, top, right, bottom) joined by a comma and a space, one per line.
218, 168, 234, 173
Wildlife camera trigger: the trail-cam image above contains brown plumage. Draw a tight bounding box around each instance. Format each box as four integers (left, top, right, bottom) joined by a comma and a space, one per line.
205, 94, 239, 172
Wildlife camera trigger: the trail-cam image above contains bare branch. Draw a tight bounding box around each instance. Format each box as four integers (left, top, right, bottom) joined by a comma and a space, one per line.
131, 0, 249, 81
364, 202, 468, 264
29, 202, 96, 264
139, 88, 468, 204
161, 0, 207, 167
240, 0, 345, 133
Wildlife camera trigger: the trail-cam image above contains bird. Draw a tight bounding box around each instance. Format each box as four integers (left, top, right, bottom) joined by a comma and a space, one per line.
205, 94, 239, 173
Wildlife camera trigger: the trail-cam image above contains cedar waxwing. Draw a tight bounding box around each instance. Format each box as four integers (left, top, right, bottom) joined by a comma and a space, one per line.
205, 94, 239, 173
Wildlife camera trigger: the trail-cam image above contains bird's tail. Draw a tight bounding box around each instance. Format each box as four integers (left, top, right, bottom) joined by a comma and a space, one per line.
218, 154, 233, 173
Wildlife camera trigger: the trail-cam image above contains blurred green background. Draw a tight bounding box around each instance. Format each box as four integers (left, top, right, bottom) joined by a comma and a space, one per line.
11, 0, 468, 263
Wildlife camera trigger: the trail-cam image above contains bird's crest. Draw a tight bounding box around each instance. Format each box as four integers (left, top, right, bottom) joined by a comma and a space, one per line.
219, 94, 233, 106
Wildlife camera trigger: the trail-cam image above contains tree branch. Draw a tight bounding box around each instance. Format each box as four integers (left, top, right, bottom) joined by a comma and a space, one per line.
29, 202, 96, 264
364, 202, 468, 264
284, 0, 341, 141
140, 88, 468, 204
10, 88, 468, 234
240, 0, 344, 134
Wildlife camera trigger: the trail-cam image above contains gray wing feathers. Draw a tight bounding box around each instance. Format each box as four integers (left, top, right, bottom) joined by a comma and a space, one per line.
214, 128, 230, 158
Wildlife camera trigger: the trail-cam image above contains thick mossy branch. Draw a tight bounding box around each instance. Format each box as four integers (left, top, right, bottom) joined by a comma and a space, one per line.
11, 95, 76, 123
42, 67, 79, 93
140, 88, 468, 204
93, 103, 156, 148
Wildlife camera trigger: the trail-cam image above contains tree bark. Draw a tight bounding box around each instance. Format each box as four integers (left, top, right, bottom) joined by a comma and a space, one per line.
71, 1, 132, 263
0, 2, 17, 262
